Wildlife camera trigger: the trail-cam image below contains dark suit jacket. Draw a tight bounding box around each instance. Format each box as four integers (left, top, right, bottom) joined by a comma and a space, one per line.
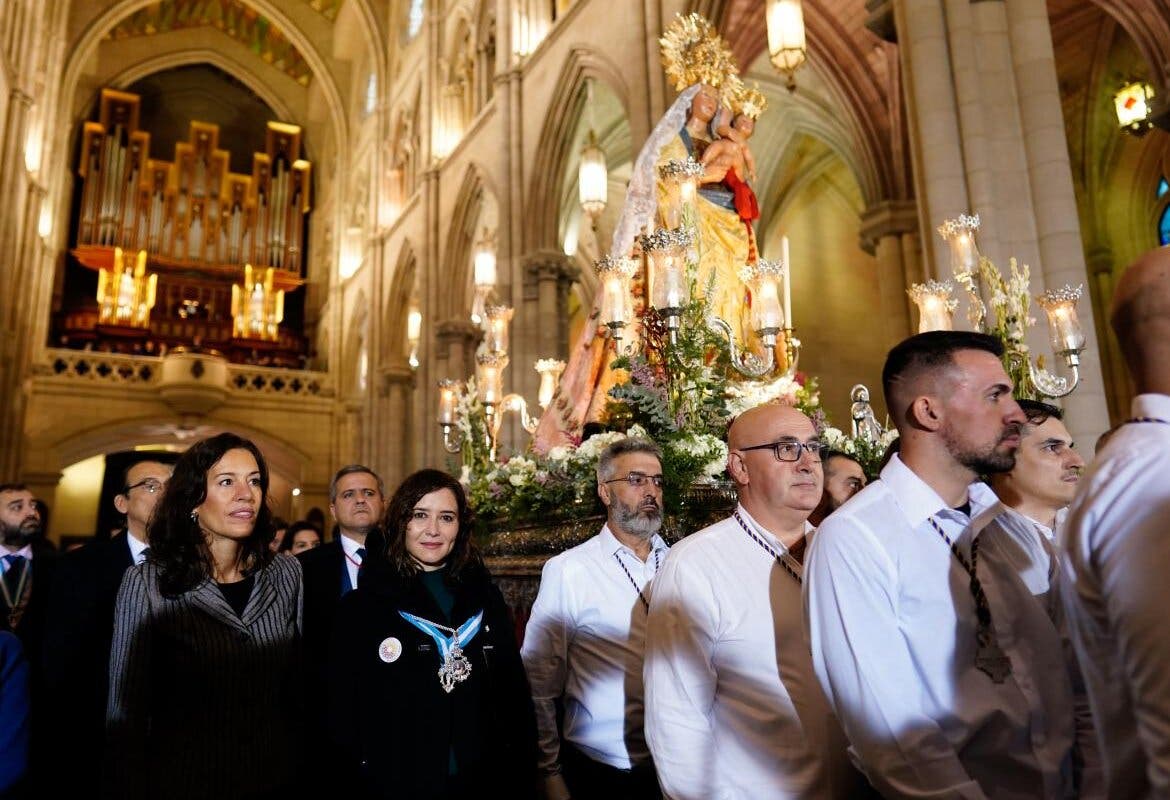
0, 541, 57, 663
299, 540, 347, 667
105, 555, 303, 800
42, 533, 133, 793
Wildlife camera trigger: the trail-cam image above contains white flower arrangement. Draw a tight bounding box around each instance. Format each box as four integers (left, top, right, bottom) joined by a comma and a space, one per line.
725, 375, 803, 417
668, 431, 729, 480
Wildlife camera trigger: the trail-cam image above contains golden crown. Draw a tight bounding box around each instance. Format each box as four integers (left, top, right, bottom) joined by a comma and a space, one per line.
660, 13, 739, 91
734, 83, 768, 120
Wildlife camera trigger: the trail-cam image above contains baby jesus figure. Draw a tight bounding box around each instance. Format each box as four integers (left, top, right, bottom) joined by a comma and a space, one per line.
700, 104, 760, 224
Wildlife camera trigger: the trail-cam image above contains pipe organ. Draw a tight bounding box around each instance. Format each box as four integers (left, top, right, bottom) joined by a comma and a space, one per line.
67, 88, 310, 366
76, 89, 311, 273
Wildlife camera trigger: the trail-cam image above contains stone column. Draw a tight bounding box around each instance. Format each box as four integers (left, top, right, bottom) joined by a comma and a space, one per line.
894, 0, 1111, 443
380, 363, 416, 489
893, 0, 970, 279
524, 250, 577, 364
860, 201, 919, 343
435, 319, 481, 385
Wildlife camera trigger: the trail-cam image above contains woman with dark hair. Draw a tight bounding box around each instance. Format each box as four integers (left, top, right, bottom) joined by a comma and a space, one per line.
327, 468, 537, 799
277, 520, 322, 555
105, 432, 303, 800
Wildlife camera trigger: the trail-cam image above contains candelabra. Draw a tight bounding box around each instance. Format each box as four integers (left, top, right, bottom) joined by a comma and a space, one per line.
97, 247, 157, 328
625, 157, 801, 379
231, 264, 285, 341
909, 214, 1087, 398
436, 304, 565, 462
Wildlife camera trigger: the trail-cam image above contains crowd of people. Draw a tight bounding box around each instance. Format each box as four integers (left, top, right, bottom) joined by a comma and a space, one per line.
0, 249, 1167, 799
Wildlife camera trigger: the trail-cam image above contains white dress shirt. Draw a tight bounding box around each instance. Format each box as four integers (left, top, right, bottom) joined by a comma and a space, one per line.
127, 530, 149, 566
805, 454, 1076, 800
1061, 393, 1170, 800
643, 506, 862, 800
521, 525, 668, 772
339, 533, 364, 591
0, 543, 33, 562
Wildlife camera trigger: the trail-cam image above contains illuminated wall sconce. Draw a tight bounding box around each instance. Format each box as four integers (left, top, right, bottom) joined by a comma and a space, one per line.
407, 305, 422, 368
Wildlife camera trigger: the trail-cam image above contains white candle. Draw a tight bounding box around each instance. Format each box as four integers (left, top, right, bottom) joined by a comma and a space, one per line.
781, 235, 793, 329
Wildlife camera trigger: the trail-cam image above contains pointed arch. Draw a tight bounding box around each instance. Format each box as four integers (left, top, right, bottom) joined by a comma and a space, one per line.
342, 291, 371, 397
384, 239, 419, 364
525, 47, 635, 252
442, 163, 499, 321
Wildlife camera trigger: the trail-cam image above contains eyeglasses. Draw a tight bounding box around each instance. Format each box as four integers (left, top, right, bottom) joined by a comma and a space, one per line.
603, 472, 665, 489
738, 439, 826, 463
124, 479, 165, 495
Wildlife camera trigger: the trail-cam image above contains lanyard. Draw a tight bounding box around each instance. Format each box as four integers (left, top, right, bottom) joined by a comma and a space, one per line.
927, 516, 1011, 683
733, 510, 804, 585
613, 549, 661, 612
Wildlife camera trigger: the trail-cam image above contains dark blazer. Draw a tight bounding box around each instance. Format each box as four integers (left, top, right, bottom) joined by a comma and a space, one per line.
42, 533, 134, 795
0, 631, 29, 797
105, 554, 303, 800
327, 558, 538, 799
0, 541, 56, 665
299, 540, 347, 663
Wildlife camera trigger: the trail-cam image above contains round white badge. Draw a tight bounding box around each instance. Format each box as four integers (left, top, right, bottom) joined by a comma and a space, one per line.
378, 637, 402, 663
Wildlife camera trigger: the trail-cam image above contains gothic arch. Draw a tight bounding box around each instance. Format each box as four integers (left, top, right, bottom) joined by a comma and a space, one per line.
525, 46, 634, 252
342, 291, 371, 397
384, 240, 419, 364
719, 0, 899, 207
1087, 0, 1170, 95
441, 163, 499, 321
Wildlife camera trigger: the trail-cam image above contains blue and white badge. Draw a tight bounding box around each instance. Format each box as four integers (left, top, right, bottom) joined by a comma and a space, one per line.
398, 609, 484, 693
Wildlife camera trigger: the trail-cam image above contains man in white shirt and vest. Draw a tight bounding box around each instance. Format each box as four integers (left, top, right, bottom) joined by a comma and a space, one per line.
522, 437, 668, 800
806, 330, 1086, 798
1062, 248, 1170, 799
644, 403, 868, 799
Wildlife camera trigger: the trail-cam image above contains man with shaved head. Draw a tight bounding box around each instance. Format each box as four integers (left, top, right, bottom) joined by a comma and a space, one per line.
805, 331, 1087, 798
1062, 247, 1170, 799
644, 402, 867, 799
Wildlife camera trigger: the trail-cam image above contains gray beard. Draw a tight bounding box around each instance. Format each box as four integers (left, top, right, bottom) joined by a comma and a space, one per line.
613, 497, 663, 538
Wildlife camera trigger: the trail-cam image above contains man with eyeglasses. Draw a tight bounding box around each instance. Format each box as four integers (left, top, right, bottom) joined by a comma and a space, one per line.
643, 403, 869, 799
805, 331, 1086, 798
42, 458, 172, 796
522, 437, 669, 800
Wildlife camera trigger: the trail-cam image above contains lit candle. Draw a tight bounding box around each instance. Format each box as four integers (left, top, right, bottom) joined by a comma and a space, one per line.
781, 235, 793, 329
755, 275, 783, 331
437, 381, 459, 425
535, 358, 565, 410
919, 295, 954, 332
1038, 286, 1086, 354
604, 274, 628, 325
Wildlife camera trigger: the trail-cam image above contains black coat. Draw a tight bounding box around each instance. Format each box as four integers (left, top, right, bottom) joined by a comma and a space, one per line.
41, 533, 134, 793
327, 559, 538, 799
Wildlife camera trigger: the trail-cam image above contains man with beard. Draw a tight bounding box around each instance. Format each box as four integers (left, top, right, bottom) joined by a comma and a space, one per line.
0, 485, 54, 656
42, 459, 172, 797
805, 331, 1085, 798
522, 437, 668, 800
644, 403, 869, 799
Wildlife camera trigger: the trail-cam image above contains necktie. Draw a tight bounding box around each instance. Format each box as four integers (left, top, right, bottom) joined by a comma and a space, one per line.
355, 547, 367, 587
139, 546, 151, 565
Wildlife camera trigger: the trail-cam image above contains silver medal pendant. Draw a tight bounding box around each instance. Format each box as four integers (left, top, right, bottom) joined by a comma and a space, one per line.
437, 644, 473, 693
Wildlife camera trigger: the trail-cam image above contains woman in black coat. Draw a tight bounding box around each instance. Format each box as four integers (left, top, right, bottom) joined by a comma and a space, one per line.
327, 468, 537, 799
